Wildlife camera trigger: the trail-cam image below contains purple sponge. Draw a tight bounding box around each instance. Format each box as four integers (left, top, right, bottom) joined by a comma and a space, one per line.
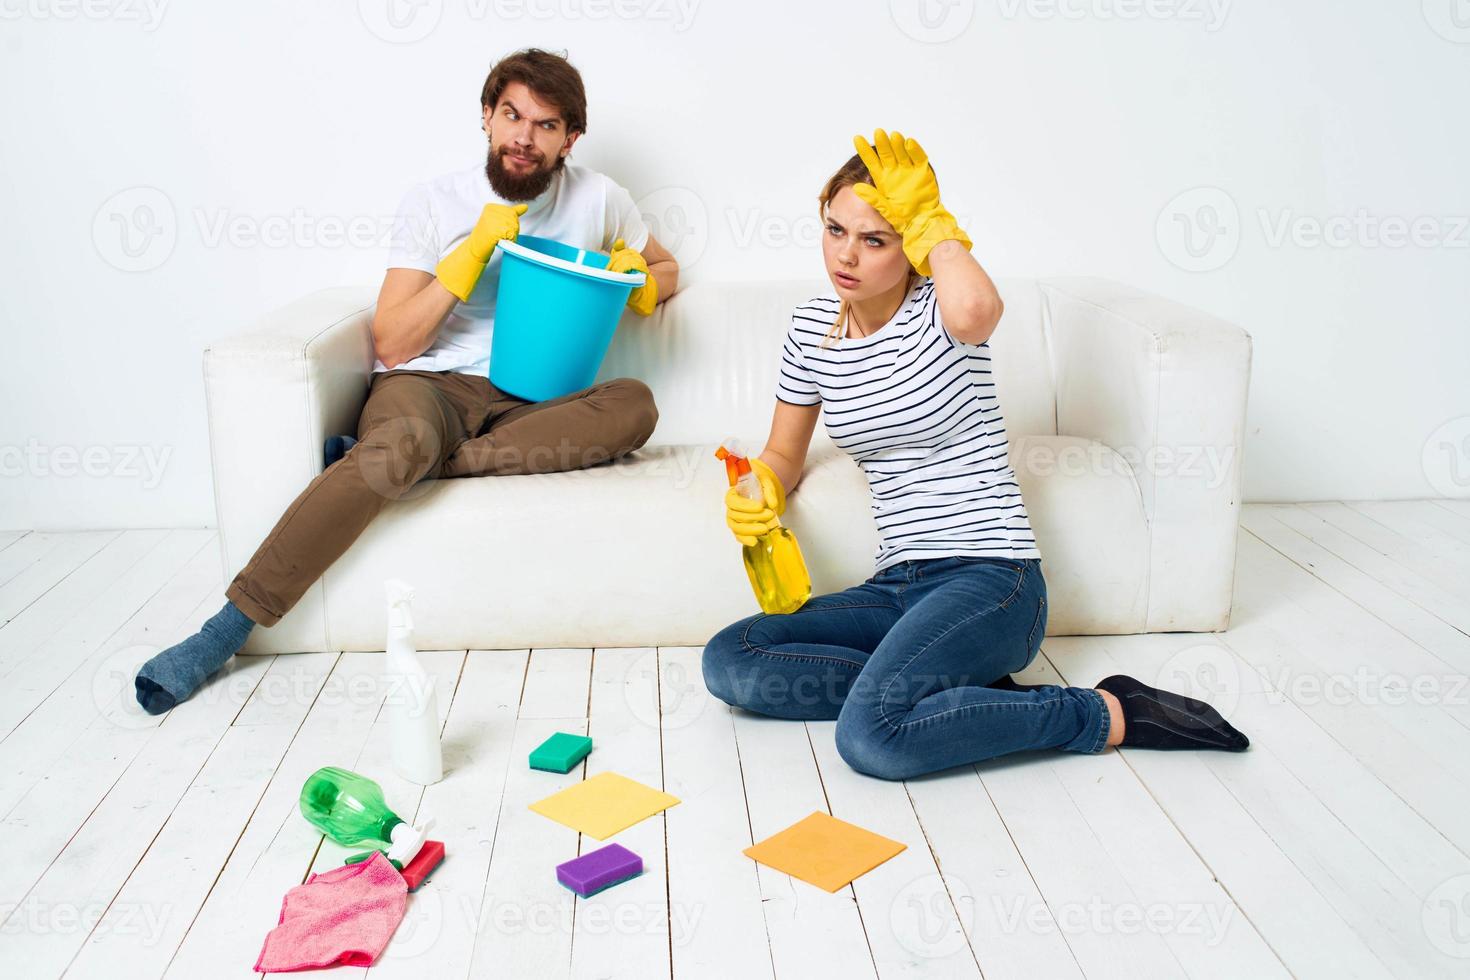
556, 843, 643, 897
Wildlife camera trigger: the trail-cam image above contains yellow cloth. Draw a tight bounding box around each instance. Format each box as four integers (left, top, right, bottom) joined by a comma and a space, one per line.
743, 811, 906, 893
529, 771, 680, 840
608, 238, 658, 316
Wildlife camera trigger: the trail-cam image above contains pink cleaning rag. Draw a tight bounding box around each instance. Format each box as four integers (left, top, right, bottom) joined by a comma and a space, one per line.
254, 850, 407, 972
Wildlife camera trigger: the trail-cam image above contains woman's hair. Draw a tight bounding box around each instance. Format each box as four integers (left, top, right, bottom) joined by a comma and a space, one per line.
816, 151, 921, 349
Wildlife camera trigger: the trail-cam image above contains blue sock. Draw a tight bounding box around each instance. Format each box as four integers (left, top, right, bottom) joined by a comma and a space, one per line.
324, 435, 357, 469
134, 601, 256, 715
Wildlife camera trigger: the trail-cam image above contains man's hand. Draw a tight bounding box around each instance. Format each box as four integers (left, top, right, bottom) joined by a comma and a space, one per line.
435, 202, 529, 302
851, 129, 971, 277
608, 238, 658, 316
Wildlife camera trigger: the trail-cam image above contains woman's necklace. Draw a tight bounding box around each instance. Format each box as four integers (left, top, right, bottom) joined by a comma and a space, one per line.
846, 281, 909, 340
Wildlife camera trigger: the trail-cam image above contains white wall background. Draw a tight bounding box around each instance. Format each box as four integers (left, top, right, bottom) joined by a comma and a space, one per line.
2, 0, 1467, 530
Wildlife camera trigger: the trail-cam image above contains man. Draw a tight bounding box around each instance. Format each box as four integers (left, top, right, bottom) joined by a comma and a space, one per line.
135, 48, 678, 713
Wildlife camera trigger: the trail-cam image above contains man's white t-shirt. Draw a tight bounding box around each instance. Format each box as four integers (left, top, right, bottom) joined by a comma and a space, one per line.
381, 162, 651, 375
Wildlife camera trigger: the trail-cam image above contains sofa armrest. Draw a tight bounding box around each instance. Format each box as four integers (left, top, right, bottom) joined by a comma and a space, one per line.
204, 287, 377, 626
1041, 277, 1253, 631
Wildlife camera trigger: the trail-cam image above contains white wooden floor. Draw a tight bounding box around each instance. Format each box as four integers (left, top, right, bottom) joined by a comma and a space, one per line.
3, 500, 1470, 978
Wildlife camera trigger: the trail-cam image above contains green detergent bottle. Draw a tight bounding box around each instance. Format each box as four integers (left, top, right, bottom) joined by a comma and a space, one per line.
299, 766, 430, 864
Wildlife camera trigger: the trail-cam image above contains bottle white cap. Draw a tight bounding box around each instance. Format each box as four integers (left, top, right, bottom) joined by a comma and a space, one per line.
386, 814, 435, 865
385, 578, 415, 633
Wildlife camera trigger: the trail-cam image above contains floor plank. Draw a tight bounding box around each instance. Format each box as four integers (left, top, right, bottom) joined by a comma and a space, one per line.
1224, 530, 1470, 852
162, 652, 388, 979
468, 649, 592, 977
0, 532, 181, 686
658, 647, 773, 979
366, 649, 528, 980
1353, 499, 1470, 555
1046, 561, 1463, 976
1117, 744, 1394, 979
568, 649, 670, 980
0, 532, 83, 591
904, 766, 1084, 980
0, 534, 222, 815
1196, 698, 1467, 978
977, 752, 1187, 979
1430, 498, 1470, 523
807, 720, 982, 979
732, 711, 878, 978
63, 653, 336, 980
1243, 505, 1470, 672
0, 529, 174, 680
897, 628, 1085, 979
0, 530, 119, 625
1304, 501, 1470, 599
1, 650, 274, 977
0, 530, 216, 740
1251, 504, 1470, 678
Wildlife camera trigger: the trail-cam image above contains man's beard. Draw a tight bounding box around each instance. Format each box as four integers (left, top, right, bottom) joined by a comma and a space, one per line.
486, 145, 561, 201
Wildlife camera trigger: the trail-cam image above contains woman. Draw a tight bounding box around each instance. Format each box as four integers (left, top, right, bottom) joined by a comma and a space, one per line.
702, 130, 1248, 780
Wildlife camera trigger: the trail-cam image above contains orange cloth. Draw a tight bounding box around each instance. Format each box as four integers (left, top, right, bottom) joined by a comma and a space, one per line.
743, 811, 906, 893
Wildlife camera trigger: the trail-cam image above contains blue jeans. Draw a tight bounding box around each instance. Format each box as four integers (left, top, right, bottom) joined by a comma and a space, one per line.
702, 556, 1111, 780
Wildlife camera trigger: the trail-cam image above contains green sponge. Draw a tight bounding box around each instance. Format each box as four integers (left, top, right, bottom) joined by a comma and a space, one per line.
529, 732, 593, 773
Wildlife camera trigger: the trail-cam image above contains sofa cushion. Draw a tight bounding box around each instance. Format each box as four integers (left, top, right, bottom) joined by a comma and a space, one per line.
234, 434, 1147, 654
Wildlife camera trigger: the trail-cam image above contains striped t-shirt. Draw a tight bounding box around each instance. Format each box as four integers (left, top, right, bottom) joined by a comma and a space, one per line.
776, 277, 1042, 570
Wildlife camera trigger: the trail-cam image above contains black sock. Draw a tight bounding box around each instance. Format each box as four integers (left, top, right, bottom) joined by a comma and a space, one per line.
1095, 674, 1249, 751
134, 601, 256, 715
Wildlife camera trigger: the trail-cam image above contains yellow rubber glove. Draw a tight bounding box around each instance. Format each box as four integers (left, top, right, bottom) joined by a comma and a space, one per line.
608, 238, 658, 316
851, 129, 972, 276
436, 202, 529, 302
724, 458, 787, 547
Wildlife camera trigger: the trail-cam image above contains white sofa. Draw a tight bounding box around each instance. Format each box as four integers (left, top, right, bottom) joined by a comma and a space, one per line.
204, 278, 1252, 655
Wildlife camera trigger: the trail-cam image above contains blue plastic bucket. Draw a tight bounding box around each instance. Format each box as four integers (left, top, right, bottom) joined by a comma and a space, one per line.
489, 235, 646, 402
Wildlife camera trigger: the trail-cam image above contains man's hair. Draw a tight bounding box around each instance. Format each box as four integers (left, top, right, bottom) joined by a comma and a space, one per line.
481, 48, 588, 135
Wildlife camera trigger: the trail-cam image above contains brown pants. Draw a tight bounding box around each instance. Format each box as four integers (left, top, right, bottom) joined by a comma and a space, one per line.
227, 370, 658, 626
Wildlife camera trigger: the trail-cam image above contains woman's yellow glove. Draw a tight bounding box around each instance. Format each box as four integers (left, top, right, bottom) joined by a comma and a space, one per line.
724, 457, 786, 547
851, 129, 972, 276
609, 238, 658, 316
436, 202, 528, 301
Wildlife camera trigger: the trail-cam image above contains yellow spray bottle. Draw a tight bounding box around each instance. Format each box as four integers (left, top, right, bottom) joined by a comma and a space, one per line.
716, 442, 812, 615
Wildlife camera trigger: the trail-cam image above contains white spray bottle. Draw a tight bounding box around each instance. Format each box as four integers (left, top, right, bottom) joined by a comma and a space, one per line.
385, 579, 443, 785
